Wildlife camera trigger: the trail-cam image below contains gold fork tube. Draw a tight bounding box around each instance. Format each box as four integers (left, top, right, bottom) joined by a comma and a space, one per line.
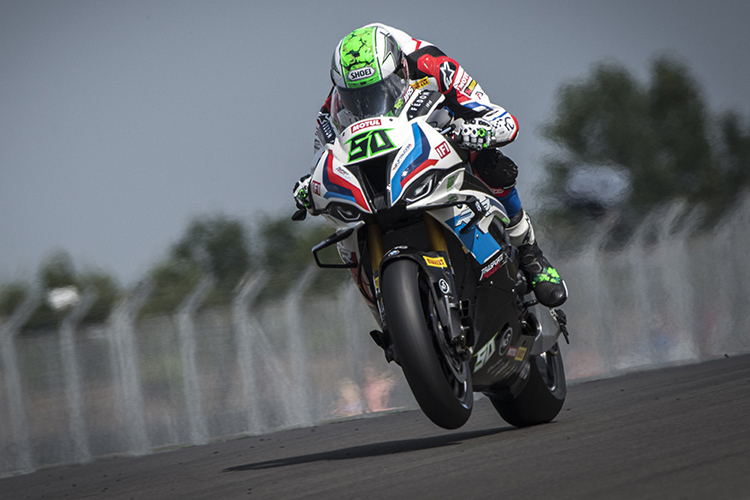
424, 213, 448, 253
368, 223, 385, 273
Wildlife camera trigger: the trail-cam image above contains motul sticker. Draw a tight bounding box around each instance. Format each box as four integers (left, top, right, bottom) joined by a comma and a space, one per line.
312, 181, 321, 195
423, 256, 447, 268
506, 347, 518, 358
351, 118, 382, 133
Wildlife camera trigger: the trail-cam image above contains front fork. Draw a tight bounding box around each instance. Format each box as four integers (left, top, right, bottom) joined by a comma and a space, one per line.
368, 213, 473, 360
367, 213, 447, 275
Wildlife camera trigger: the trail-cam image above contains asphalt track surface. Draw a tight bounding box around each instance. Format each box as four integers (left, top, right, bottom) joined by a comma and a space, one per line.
2, 354, 749, 500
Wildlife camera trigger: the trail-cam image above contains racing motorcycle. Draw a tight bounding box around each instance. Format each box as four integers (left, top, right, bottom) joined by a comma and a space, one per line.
293, 87, 570, 429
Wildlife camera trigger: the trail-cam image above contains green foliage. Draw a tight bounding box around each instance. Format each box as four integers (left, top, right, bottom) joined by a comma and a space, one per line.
172, 215, 251, 295
138, 259, 203, 317
258, 215, 348, 301
716, 111, 750, 203
0, 282, 30, 317
140, 214, 252, 316
540, 56, 750, 237
78, 271, 121, 324
16, 251, 123, 331
39, 251, 77, 289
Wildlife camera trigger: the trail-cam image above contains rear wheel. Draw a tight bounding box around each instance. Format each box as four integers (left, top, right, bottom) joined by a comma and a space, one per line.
381, 259, 472, 429
490, 344, 566, 427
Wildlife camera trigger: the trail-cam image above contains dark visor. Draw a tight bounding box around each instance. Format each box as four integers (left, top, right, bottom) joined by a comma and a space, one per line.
337, 73, 408, 121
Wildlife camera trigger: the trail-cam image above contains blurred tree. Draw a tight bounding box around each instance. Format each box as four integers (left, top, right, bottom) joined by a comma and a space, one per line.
39, 251, 77, 289
172, 215, 251, 296
0, 282, 30, 318
78, 271, 120, 324
140, 214, 251, 316
716, 111, 750, 203
258, 215, 348, 301
139, 258, 203, 317
24, 251, 78, 329
540, 56, 750, 238
19, 251, 122, 330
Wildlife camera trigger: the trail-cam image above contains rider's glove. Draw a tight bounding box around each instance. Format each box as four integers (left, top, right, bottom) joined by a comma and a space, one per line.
456, 117, 496, 150
293, 174, 314, 211
455, 108, 517, 150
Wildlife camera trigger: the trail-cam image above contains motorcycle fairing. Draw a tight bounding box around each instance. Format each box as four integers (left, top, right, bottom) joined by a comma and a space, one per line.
389, 123, 434, 204
389, 122, 464, 206
335, 116, 412, 165
314, 150, 373, 214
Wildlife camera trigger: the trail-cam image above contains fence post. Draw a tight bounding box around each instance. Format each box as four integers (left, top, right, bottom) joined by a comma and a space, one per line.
176, 276, 214, 445
108, 281, 152, 455
232, 272, 268, 435
284, 266, 316, 427
0, 294, 39, 474
59, 288, 98, 464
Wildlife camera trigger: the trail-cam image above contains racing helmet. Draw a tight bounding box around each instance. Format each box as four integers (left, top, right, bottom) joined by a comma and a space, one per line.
330, 25, 409, 121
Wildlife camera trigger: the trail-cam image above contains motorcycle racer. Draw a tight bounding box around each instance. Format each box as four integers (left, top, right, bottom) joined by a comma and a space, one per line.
294, 23, 567, 308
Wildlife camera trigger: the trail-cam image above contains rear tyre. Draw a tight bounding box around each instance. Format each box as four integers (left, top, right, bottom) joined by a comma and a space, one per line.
491, 344, 566, 427
381, 259, 472, 429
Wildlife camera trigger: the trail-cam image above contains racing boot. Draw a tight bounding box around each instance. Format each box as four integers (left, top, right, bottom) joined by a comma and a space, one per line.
507, 210, 567, 308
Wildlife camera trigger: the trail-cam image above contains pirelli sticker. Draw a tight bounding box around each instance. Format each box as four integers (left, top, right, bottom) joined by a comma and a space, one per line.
423, 256, 448, 268
411, 77, 430, 90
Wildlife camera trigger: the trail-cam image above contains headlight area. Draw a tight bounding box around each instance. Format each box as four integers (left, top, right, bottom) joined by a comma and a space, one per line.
403, 173, 437, 203
326, 202, 364, 222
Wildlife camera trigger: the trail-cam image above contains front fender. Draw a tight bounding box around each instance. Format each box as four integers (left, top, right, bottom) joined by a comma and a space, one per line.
378, 247, 463, 345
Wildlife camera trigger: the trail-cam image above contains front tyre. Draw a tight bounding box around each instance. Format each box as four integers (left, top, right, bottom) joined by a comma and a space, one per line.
381, 259, 472, 429
490, 344, 566, 427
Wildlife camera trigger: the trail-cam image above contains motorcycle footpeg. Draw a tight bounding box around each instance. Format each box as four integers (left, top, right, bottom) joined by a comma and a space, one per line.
369, 329, 386, 349
522, 298, 538, 309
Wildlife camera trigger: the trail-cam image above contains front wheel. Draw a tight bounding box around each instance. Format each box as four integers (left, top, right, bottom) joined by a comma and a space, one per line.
490, 344, 566, 427
381, 259, 472, 429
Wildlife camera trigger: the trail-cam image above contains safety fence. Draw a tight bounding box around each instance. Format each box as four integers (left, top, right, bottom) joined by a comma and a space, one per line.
2, 198, 750, 476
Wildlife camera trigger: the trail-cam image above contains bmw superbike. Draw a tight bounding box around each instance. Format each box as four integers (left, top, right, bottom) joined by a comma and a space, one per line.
293, 88, 570, 429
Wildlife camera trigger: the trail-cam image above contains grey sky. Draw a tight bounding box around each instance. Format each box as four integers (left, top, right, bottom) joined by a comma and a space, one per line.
2, 0, 748, 286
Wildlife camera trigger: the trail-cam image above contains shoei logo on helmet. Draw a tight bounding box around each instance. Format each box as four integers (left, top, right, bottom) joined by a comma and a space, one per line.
348, 67, 375, 81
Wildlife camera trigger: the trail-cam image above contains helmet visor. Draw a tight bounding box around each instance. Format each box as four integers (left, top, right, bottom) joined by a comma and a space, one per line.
337, 73, 408, 121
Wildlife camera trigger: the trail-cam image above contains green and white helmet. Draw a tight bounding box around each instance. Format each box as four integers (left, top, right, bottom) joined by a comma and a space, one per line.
330, 25, 409, 121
